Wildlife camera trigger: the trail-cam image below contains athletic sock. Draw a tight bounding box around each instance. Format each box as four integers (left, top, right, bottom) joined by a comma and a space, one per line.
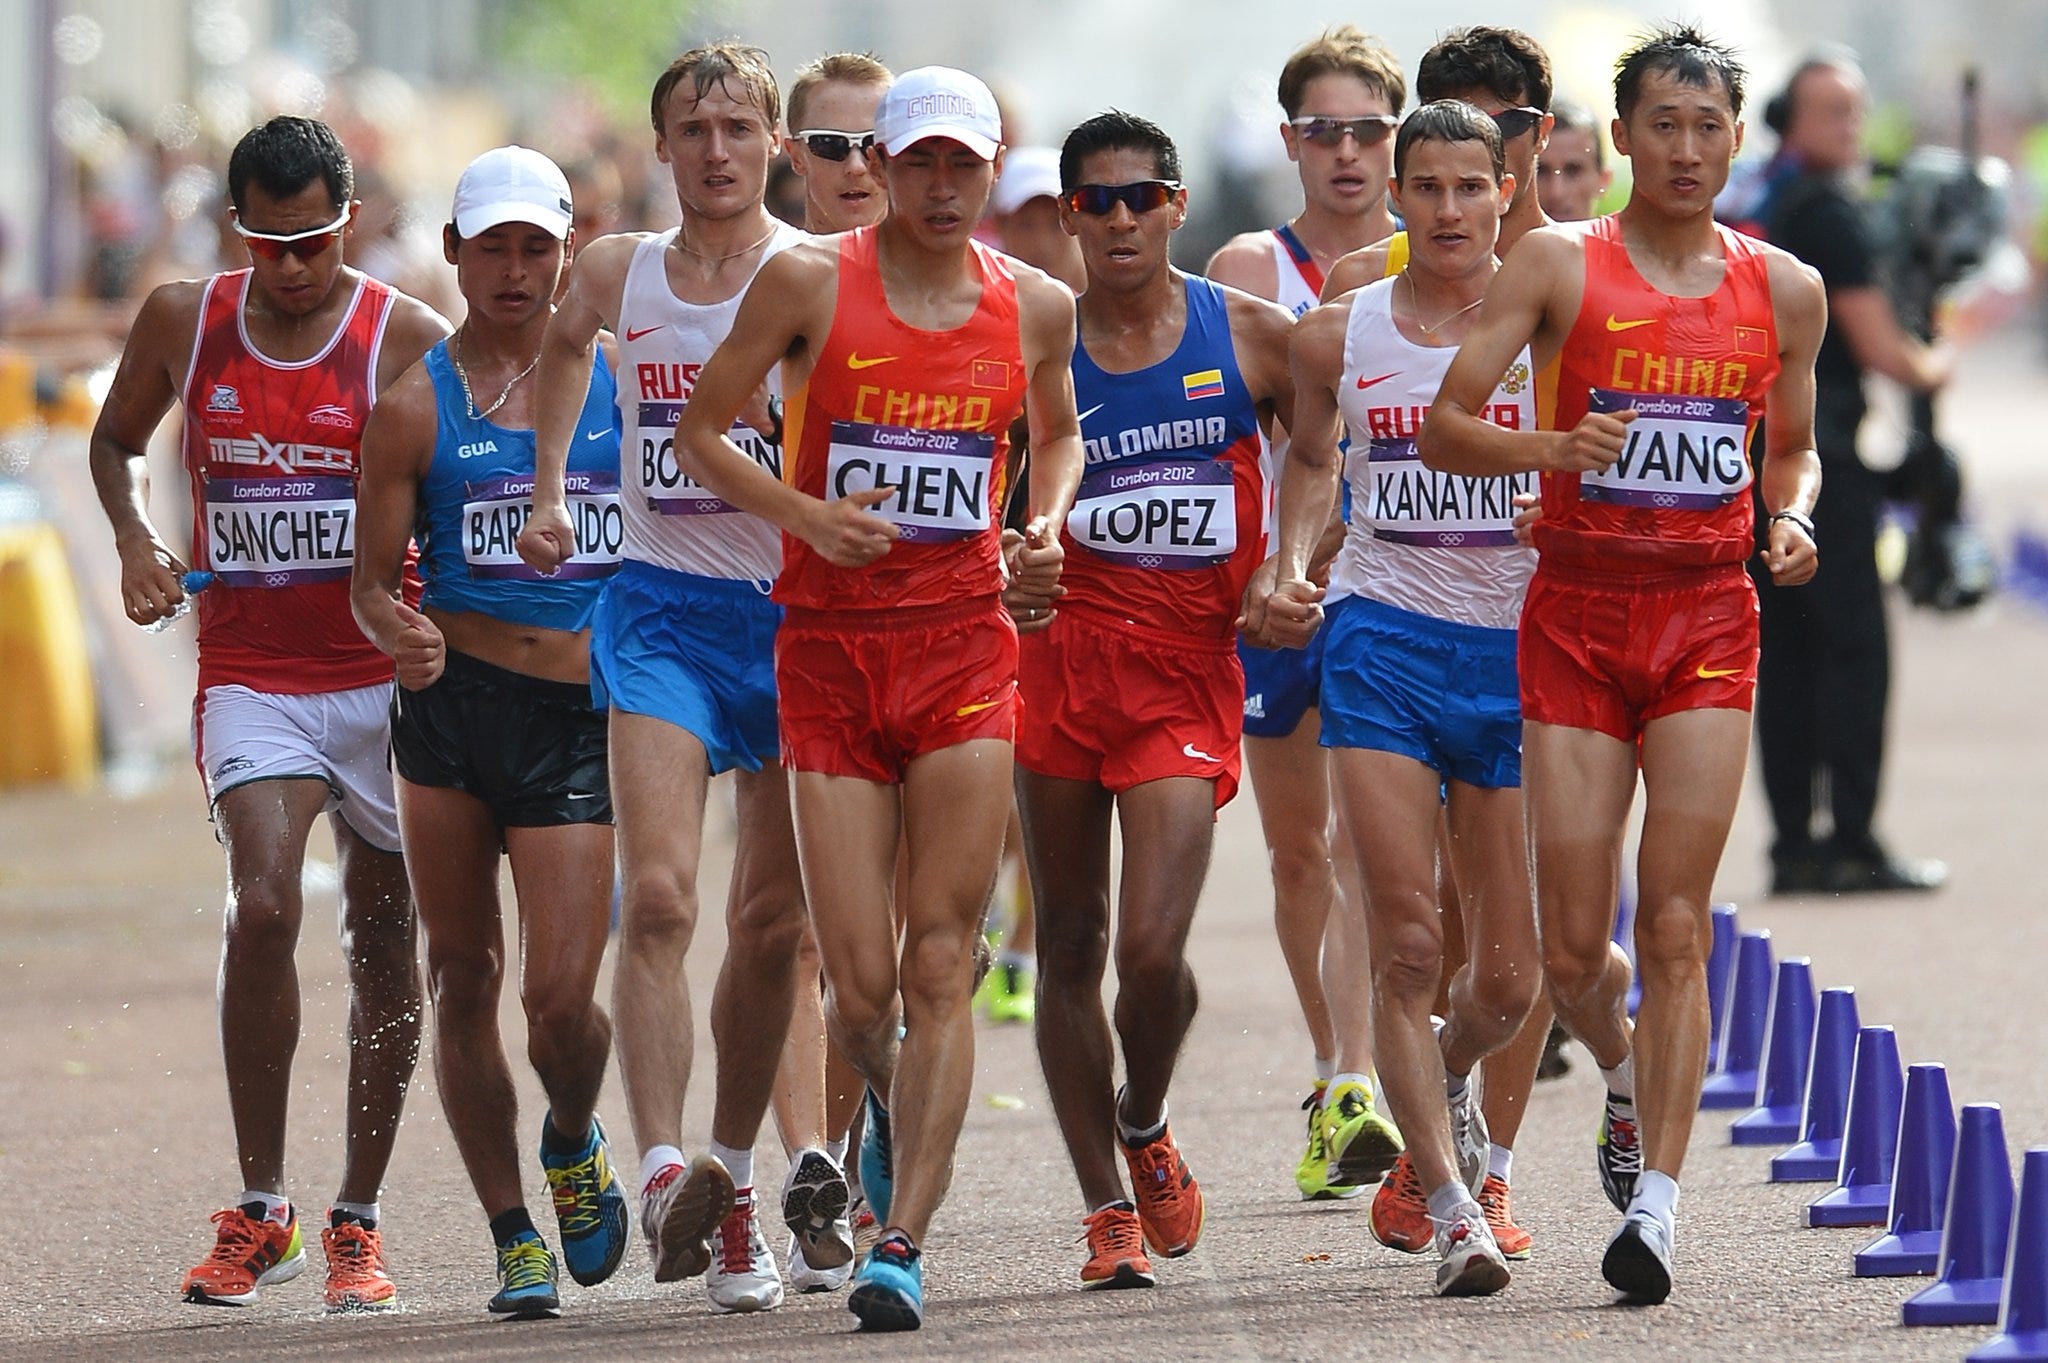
640, 1144, 686, 1194
825, 1137, 849, 1167
330, 1200, 381, 1230
1313, 1054, 1337, 1086
489, 1206, 537, 1248
1445, 1070, 1472, 1104
540, 1111, 591, 1155
1487, 1144, 1513, 1184
1091, 1198, 1136, 1216
709, 1140, 752, 1193
1115, 1088, 1167, 1146
239, 1190, 291, 1226
1601, 1053, 1636, 1101
1631, 1170, 1680, 1239
1330, 1071, 1372, 1097
1425, 1179, 1476, 1226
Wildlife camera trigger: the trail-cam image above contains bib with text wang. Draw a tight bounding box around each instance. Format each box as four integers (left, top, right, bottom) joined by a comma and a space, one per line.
1366, 438, 1532, 547
463, 470, 623, 580
1579, 388, 1753, 509
635, 398, 779, 516
1069, 459, 1236, 569
826, 421, 993, 543
205, 475, 355, 586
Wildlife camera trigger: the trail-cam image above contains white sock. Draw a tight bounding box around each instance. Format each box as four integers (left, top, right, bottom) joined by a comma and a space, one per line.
639, 1144, 686, 1194
1601, 1053, 1636, 1101
330, 1200, 380, 1228
240, 1190, 291, 1225
1630, 1169, 1679, 1237
1312, 1054, 1337, 1086
825, 1137, 849, 1167
1115, 1089, 1167, 1144
1425, 1180, 1476, 1227
1445, 1070, 1471, 1104
1330, 1071, 1373, 1098
709, 1140, 752, 1193
1487, 1144, 1513, 1184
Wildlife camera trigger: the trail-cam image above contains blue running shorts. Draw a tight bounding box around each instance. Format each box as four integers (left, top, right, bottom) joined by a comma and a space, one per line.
1239, 629, 1323, 740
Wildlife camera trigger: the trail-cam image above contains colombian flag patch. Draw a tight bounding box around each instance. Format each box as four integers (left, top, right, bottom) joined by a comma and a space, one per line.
1182, 368, 1225, 401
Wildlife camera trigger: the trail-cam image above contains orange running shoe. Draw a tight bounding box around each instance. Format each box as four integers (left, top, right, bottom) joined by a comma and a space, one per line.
1079, 1204, 1156, 1290
1121, 1125, 1205, 1258
1478, 1175, 1532, 1260
181, 1205, 306, 1305
1369, 1153, 1432, 1254
321, 1218, 397, 1311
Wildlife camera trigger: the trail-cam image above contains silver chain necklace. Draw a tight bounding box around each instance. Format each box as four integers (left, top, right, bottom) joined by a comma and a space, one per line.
1402, 269, 1486, 335
451, 324, 540, 421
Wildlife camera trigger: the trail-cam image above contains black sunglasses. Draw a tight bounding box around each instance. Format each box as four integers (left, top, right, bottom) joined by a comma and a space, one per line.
1491, 107, 1547, 140
793, 128, 876, 162
1061, 180, 1182, 216
1290, 115, 1400, 148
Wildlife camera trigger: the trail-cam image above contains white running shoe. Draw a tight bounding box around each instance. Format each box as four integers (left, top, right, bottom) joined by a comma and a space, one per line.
1447, 1074, 1491, 1198
706, 1188, 784, 1313
781, 1146, 854, 1270
641, 1155, 734, 1283
1601, 1209, 1674, 1304
1434, 1203, 1511, 1297
786, 1232, 853, 1294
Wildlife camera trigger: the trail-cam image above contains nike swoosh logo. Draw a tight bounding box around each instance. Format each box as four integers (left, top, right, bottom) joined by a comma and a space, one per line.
955, 698, 1004, 718
1696, 665, 1742, 680
1354, 371, 1399, 390
1181, 742, 1221, 762
847, 353, 899, 370
584, 429, 609, 442
1605, 316, 1655, 332
1076, 403, 1105, 423
565, 792, 599, 801
624, 325, 665, 342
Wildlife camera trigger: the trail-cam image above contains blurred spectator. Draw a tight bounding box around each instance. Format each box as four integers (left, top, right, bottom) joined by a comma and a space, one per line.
988, 146, 1084, 293
1539, 100, 1610, 223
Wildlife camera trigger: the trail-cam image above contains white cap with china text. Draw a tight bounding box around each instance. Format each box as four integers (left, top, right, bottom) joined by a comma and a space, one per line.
452, 145, 573, 240
875, 67, 1003, 160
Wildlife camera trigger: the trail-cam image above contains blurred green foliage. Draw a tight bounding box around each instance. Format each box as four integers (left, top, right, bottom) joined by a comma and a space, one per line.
496, 0, 696, 123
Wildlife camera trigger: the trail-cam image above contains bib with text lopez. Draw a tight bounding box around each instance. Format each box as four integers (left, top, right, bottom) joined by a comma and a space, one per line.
1069, 459, 1235, 568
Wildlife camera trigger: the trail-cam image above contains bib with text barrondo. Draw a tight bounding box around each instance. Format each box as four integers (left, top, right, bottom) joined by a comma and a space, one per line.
826, 422, 993, 543
205, 476, 355, 586
463, 471, 623, 579
1069, 459, 1236, 568
637, 399, 779, 515
1365, 439, 1531, 547
1579, 388, 1752, 509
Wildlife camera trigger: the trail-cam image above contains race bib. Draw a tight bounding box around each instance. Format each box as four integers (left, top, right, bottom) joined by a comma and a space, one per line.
1362, 439, 1530, 547
636, 399, 779, 516
1069, 459, 1235, 568
204, 476, 354, 586
1579, 388, 1752, 509
462, 471, 622, 580
826, 421, 993, 543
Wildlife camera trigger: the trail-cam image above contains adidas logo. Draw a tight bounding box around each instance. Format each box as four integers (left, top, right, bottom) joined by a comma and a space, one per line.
1244, 692, 1266, 720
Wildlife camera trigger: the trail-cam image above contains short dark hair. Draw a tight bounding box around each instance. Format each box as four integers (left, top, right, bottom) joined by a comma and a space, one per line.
651, 41, 781, 135
1417, 27, 1553, 112
1394, 100, 1506, 183
1548, 100, 1606, 169
1060, 110, 1181, 190
1614, 23, 1746, 122
1277, 26, 1407, 120
226, 116, 352, 213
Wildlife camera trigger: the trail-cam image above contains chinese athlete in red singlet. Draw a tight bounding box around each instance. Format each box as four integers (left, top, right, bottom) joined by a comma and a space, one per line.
675, 68, 1084, 1332
1414, 27, 1824, 1305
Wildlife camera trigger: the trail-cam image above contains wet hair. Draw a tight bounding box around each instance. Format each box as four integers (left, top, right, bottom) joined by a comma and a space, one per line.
650, 41, 781, 135
1417, 27, 1553, 112
1277, 25, 1407, 119
1394, 100, 1506, 183
1548, 100, 1606, 168
226, 116, 352, 213
1614, 23, 1746, 123
787, 52, 892, 132
1060, 110, 1182, 190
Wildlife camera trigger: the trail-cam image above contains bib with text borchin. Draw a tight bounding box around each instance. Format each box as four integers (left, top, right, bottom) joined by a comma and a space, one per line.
826, 421, 993, 543
1365, 439, 1531, 547
1578, 388, 1752, 509
1069, 459, 1235, 568
463, 470, 623, 579
636, 399, 779, 515
205, 475, 355, 586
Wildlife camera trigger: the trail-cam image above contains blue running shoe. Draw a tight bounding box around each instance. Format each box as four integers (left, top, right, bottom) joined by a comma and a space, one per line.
848, 1233, 923, 1331
487, 1232, 561, 1320
540, 1113, 629, 1287
858, 1088, 893, 1228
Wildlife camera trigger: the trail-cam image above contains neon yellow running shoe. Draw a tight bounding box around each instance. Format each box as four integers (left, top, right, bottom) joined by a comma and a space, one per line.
1323, 1078, 1404, 1187
975, 961, 1035, 1024
1294, 1086, 1365, 1200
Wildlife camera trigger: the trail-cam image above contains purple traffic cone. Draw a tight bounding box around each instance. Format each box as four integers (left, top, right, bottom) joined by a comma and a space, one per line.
1856, 1063, 1957, 1274
1772, 986, 1860, 1182
1905, 1104, 2016, 1326
1701, 928, 1772, 1108
1808, 1025, 1906, 1226
1701, 903, 1738, 1069
1732, 957, 1816, 1145
1966, 1147, 2048, 1360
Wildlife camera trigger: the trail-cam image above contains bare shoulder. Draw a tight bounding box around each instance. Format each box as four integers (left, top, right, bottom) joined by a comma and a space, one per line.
1291, 292, 1353, 354
1009, 258, 1078, 331
1760, 243, 1826, 311
1216, 278, 1297, 342
1507, 221, 1588, 271
1204, 230, 1278, 293
362, 353, 440, 466
572, 230, 656, 283
756, 235, 842, 292
1324, 240, 1394, 299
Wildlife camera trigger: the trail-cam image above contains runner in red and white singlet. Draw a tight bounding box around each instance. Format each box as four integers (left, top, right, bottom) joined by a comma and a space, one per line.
1413, 28, 1824, 1305
89, 115, 447, 1313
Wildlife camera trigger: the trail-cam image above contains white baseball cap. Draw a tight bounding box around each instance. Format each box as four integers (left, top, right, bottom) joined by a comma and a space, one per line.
452, 145, 573, 240
990, 146, 1063, 216
875, 67, 1003, 160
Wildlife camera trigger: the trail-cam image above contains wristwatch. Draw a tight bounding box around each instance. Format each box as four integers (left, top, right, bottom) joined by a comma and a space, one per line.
1768, 509, 1815, 538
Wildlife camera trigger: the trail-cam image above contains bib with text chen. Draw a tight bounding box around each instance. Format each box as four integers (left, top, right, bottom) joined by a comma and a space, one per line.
1069, 459, 1235, 569
1579, 388, 1752, 510
826, 421, 993, 543
636, 398, 779, 516
463, 470, 623, 580
1366, 439, 1530, 547
205, 475, 355, 586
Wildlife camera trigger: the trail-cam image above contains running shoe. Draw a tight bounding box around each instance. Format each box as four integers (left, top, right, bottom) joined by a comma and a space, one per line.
1478, 1175, 1532, 1260
321, 1217, 396, 1312
1447, 1074, 1491, 1197
1434, 1204, 1511, 1297
1324, 1079, 1404, 1186
1079, 1203, 1155, 1290
181, 1204, 305, 1306
706, 1187, 784, 1313
848, 1232, 924, 1331
1601, 1210, 1674, 1304
787, 1233, 853, 1293
782, 1146, 854, 1270
974, 961, 1035, 1024
849, 1198, 881, 1257
539, 1113, 629, 1287
1537, 1022, 1572, 1080
1597, 1091, 1643, 1213
1368, 1152, 1432, 1254
487, 1231, 561, 1320
1294, 1086, 1365, 1201
1121, 1123, 1205, 1258
858, 1087, 894, 1227
642, 1153, 735, 1283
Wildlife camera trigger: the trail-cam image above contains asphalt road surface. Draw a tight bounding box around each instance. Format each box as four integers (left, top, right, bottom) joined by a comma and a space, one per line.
4, 340, 2046, 1360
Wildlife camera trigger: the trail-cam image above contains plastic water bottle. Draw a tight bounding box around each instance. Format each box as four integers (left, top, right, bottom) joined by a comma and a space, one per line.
142, 571, 216, 634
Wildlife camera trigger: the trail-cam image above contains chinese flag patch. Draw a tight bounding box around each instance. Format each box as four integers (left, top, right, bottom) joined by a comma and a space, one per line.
971, 358, 1010, 389
1734, 325, 1768, 356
